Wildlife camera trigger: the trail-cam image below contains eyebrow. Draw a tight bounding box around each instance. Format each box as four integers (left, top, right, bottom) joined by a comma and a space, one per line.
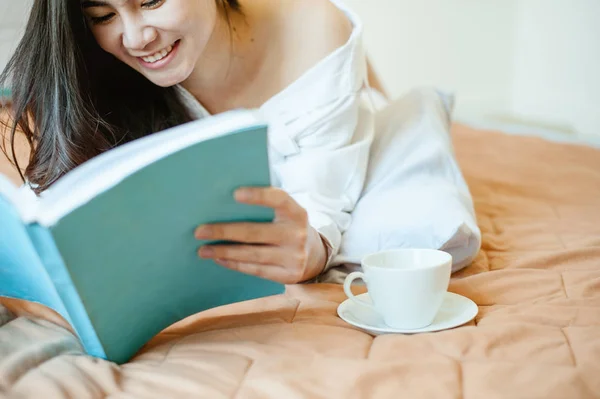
81, 1, 110, 8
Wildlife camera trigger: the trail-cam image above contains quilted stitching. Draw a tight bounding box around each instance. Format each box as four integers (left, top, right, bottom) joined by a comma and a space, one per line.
2, 124, 600, 399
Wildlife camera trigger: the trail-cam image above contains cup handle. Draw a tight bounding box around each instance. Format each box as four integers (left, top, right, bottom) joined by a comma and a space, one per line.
343, 272, 375, 310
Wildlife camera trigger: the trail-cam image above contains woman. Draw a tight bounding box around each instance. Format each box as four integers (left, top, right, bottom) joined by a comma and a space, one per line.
1, 0, 386, 284
1, 0, 481, 285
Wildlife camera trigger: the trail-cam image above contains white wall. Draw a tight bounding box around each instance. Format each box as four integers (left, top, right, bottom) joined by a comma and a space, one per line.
345, 0, 518, 123
346, 0, 600, 137
511, 0, 600, 137
0, 0, 33, 77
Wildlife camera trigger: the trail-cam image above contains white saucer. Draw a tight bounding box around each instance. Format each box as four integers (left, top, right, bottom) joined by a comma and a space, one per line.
337, 292, 478, 335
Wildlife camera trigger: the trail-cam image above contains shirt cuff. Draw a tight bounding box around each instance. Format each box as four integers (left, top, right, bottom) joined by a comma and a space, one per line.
307, 211, 343, 273
319, 231, 336, 271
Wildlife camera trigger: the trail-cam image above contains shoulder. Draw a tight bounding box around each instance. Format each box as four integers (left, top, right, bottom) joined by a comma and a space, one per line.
282, 0, 352, 54
284, 0, 354, 52
272, 0, 355, 81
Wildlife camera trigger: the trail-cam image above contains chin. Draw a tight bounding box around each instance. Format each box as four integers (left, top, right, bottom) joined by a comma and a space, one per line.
144, 64, 195, 88
147, 76, 182, 88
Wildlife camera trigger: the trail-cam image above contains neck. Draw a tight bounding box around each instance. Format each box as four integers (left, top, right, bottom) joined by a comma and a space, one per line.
181, 2, 265, 110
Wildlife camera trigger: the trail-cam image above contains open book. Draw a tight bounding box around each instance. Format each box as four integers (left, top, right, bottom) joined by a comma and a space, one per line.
0, 109, 285, 364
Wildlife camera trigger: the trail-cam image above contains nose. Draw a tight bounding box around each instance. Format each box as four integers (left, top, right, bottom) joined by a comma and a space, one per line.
122, 18, 158, 52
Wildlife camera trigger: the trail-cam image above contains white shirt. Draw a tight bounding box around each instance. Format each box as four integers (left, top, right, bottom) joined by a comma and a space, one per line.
175, 0, 375, 270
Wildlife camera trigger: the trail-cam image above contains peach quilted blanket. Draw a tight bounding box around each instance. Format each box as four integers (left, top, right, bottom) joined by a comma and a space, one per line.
1, 123, 599, 399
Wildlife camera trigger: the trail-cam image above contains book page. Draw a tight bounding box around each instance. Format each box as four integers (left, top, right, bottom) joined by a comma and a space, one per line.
0, 174, 37, 222
35, 109, 264, 227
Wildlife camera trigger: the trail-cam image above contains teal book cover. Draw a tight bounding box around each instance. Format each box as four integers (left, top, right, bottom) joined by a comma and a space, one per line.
0, 110, 285, 364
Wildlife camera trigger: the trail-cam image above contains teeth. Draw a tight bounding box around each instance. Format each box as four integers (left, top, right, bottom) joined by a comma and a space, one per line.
142, 44, 174, 64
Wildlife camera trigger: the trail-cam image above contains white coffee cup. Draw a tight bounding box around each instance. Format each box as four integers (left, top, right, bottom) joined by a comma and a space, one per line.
343, 249, 452, 330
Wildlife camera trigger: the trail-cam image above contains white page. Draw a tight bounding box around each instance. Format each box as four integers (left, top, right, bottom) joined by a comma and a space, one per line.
35, 109, 265, 227
0, 174, 34, 221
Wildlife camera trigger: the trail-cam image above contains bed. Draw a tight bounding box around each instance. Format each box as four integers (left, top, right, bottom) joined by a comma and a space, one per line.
1, 122, 599, 398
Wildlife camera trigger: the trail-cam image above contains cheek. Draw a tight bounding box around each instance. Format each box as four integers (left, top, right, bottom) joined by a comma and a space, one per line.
168, 1, 218, 42
91, 28, 123, 58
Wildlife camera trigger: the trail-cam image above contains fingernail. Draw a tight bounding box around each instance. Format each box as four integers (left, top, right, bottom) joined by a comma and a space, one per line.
199, 247, 214, 258
234, 189, 251, 201
195, 226, 211, 239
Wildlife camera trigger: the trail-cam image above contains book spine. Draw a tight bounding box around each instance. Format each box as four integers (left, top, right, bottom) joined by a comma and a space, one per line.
27, 224, 107, 360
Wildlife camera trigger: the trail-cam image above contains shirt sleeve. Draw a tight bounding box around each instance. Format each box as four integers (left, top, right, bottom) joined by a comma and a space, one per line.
257, 7, 376, 273
275, 97, 374, 269
260, 51, 376, 272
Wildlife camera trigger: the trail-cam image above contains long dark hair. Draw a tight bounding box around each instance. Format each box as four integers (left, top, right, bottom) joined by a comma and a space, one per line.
0, 0, 241, 194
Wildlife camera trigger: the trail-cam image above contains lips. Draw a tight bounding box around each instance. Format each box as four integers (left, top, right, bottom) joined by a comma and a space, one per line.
137, 40, 180, 70
141, 44, 174, 64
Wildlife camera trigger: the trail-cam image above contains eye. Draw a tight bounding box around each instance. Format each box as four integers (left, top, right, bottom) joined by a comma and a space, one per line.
90, 13, 116, 25
142, 0, 165, 9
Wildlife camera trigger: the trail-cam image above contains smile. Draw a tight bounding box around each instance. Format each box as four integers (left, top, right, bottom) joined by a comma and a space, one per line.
137, 40, 181, 70
141, 44, 174, 64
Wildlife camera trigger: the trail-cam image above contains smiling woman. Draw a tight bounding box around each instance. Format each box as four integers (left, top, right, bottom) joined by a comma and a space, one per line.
0, 0, 203, 193
0, 0, 480, 285
0, 0, 244, 194
81, 0, 226, 87
0, 0, 356, 284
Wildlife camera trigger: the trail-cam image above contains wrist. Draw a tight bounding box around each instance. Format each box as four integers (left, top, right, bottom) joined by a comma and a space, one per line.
301, 227, 330, 282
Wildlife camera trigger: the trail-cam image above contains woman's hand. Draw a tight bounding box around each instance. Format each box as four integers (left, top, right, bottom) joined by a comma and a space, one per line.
194, 187, 329, 284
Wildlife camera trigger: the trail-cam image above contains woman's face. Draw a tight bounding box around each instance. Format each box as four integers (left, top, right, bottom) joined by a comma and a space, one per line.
82, 0, 219, 87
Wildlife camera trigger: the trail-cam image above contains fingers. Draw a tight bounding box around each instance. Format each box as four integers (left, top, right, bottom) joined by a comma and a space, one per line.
195, 222, 305, 246
199, 244, 303, 268
193, 187, 314, 285
234, 187, 307, 223
214, 260, 303, 285
199, 243, 308, 284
